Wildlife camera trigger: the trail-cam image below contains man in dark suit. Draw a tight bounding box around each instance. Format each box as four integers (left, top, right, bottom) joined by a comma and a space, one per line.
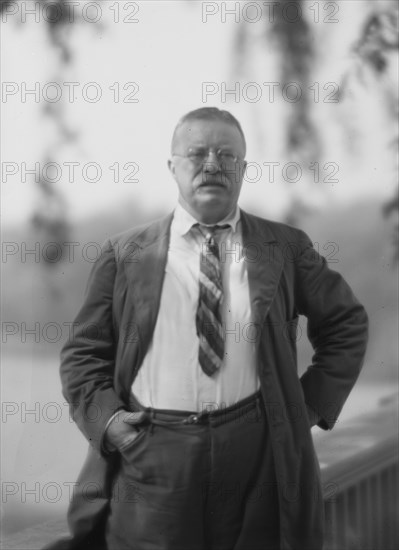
46, 107, 368, 550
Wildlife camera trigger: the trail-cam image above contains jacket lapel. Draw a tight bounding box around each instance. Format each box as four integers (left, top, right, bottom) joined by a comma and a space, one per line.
240, 209, 284, 328
123, 213, 173, 371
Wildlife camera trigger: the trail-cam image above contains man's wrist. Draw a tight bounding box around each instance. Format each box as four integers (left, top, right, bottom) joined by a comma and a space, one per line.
306, 404, 321, 428
102, 408, 128, 453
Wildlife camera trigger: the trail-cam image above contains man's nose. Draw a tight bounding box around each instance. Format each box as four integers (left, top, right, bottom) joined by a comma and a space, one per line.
203, 151, 220, 173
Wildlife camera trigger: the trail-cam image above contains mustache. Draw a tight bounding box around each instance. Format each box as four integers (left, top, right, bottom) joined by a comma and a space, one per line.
198, 175, 228, 187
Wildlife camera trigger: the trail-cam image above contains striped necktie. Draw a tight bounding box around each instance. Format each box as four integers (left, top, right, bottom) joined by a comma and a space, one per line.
195, 224, 230, 376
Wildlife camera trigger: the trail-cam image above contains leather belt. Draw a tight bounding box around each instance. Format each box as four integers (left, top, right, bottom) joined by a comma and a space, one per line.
124, 390, 263, 428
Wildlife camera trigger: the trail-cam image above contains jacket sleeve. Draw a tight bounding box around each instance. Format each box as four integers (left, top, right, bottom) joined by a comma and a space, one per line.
295, 230, 369, 430
60, 239, 126, 453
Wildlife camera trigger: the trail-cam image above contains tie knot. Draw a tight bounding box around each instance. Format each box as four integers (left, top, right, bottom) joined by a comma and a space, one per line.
196, 224, 230, 242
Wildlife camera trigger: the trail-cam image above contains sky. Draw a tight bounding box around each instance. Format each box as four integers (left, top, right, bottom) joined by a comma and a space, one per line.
1, 0, 398, 227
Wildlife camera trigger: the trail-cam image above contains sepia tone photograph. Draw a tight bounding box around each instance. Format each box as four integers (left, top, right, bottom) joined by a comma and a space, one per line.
1, 1, 398, 549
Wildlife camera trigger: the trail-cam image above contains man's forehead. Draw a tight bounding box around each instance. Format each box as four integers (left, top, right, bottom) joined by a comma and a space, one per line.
173, 119, 245, 148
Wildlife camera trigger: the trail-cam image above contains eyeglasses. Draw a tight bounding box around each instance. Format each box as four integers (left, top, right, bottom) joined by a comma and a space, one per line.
172, 147, 243, 167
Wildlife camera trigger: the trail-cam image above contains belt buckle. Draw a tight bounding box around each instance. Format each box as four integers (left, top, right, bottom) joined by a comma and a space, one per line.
183, 414, 200, 425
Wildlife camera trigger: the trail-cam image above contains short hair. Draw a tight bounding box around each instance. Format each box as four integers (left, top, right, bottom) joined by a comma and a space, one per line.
171, 107, 246, 153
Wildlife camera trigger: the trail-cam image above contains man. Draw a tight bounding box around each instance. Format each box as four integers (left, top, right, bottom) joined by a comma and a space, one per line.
46, 108, 368, 550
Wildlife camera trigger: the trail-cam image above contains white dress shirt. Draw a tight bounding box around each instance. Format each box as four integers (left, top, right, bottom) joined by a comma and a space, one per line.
131, 203, 260, 412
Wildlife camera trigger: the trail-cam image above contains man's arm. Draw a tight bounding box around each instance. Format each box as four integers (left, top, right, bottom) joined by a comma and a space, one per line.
60, 239, 126, 453
295, 231, 369, 430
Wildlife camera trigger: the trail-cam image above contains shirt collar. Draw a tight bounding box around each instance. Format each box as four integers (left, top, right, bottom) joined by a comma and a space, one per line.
173, 202, 241, 237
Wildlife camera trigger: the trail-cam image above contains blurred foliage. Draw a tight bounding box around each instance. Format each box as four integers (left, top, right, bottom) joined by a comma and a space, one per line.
355, 5, 399, 263
350, 6, 398, 77
269, 0, 319, 161
1, 0, 83, 294
232, 0, 399, 256
0, 0, 13, 14
383, 188, 399, 263
29, 1, 79, 275
233, 0, 319, 165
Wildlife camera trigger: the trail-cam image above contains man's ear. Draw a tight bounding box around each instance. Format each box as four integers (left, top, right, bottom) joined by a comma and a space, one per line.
167, 158, 175, 177
241, 160, 248, 180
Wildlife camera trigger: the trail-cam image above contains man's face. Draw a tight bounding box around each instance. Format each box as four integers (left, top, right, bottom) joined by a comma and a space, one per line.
168, 119, 247, 224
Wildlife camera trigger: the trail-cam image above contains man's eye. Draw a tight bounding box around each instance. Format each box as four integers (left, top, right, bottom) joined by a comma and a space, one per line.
188, 149, 206, 159
219, 152, 236, 162
220, 152, 234, 159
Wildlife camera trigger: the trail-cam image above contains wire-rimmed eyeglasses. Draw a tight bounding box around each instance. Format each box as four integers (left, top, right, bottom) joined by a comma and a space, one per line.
172, 147, 243, 167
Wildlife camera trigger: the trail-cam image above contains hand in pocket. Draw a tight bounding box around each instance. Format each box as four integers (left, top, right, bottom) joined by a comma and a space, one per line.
116, 428, 143, 452
104, 410, 147, 452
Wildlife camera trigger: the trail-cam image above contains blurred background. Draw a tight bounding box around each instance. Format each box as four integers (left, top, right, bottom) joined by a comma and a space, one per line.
1, 0, 398, 545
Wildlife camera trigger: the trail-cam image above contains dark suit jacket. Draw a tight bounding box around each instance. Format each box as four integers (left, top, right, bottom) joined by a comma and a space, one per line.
45, 209, 368, 550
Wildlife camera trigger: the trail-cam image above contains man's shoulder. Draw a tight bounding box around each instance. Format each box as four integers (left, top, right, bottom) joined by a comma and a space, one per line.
241, 210, 311, 245
106, 212, 174, 250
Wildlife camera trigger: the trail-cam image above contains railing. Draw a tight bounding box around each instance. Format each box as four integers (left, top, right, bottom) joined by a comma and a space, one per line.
314, 393, 399, 550
2, 395, 398, 550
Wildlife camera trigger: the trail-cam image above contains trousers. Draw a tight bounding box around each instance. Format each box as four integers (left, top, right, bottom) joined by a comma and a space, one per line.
105, 390, 280, 550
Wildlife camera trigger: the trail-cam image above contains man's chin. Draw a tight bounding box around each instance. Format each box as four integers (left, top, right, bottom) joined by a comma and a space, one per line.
195, 192, 227, 207
193, 197, 234, 223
